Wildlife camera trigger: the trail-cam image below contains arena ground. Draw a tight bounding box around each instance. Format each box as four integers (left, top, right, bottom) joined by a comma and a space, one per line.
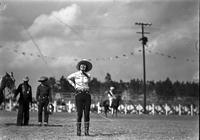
0, 111, 199, 140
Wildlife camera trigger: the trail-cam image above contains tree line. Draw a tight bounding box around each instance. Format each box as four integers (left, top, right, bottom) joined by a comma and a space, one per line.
47, 73, 199, 105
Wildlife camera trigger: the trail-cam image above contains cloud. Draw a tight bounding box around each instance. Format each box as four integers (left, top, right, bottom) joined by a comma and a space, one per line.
3, 37, 80, 69
1, 0, 198, 86
28, 4, 81, 38
5, 4, 86, 69
0, 15, 24, 42
0, 0, 7, 12
50, 56, 77, 67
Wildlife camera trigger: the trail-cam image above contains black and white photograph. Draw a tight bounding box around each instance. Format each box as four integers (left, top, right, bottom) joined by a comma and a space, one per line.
0, 0, 199, 139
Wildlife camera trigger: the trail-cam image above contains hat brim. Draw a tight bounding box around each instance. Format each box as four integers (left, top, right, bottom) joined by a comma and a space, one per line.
38, 76, 48, 82
38, 79, 48, 82
76, 60, 92, 72
110, 87, 115, 90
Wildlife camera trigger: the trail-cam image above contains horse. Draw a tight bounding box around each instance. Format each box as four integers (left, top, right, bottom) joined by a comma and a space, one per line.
101, 95, 121, 117
101, 99, 110, 117
0, 72, 16, 109
110, 95, 121, 117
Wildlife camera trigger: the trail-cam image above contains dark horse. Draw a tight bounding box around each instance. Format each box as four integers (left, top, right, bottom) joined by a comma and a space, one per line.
101, 95, 121, 117
0, 72, 15, 108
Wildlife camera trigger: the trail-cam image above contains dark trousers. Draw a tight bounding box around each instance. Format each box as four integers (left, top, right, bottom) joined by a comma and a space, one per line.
75, 92, 91, 123
17, 102, 30, 126
38, 100, 49, 123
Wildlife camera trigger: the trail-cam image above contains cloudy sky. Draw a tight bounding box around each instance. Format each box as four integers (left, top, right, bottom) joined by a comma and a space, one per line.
0, 0, 199, 95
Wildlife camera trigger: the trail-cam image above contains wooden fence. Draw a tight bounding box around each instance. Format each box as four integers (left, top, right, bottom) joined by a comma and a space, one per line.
1, 100, 199, 116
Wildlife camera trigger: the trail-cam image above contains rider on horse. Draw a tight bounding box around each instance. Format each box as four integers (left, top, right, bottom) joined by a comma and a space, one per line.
106, 86, 116, 107
102, 86, 121, 117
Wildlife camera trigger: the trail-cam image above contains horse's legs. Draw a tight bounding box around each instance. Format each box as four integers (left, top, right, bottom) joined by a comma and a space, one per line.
111, 108, 114, 116
104, 107, 107, 117
111, 108, 114, 117
113, 108, 116, 117
105, 109, 107, 117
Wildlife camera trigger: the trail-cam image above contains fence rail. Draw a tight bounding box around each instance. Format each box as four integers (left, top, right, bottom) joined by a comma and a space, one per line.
1, 100, 199, 116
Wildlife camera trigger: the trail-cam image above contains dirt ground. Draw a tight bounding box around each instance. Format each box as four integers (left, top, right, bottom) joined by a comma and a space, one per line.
0, 111, 199, 140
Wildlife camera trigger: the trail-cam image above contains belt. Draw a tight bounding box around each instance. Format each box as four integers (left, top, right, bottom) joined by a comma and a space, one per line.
76, 88, 89, 92
40, 96, 48, 99
76, 89, 89, 94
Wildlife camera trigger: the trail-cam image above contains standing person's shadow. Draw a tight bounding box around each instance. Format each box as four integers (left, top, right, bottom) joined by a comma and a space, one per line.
87, 132, 127, 137
4, 123, 63, 127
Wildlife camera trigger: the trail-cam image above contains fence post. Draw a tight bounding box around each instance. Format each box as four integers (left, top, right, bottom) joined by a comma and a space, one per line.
178, 104, 181, 116
124, 104, 127, 114
137, 104, 143, 115
8, 99, 12, 111
152, 104, 155, 115
67, 101, 73, 113
165, 104, 168, 116
97, 102, 101, 114
190, 104, 193, 116
53, 100, 57, 112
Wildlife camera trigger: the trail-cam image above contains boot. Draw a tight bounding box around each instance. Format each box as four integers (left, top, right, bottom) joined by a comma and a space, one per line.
77, 123, 81, 136
84, 122, 89, 136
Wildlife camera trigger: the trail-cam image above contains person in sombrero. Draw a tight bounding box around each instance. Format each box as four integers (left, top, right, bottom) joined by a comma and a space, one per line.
36, 76, 52, 126
67, 59, 92, 136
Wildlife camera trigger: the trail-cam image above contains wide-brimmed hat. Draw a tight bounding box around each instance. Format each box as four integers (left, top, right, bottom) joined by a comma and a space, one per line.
23, 76, 29, 82
110, 86, 115, 90
38, 76, 48, 82
76, 59, 92, 72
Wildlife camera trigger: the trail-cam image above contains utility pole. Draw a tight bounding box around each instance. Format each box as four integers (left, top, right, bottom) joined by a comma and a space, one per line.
135, 22, 152, 114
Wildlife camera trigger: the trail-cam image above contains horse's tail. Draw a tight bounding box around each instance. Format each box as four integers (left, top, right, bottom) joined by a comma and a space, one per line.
0, 88, 5, 105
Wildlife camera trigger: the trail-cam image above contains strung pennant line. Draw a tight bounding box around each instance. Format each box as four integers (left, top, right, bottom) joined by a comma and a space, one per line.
140, 48, 197, 63
8, 46, 135, 62
12, 49, 57, 60
2, 44, 197, 64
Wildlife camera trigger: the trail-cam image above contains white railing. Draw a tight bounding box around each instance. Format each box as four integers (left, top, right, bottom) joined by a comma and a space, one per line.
1, 101, 199, 116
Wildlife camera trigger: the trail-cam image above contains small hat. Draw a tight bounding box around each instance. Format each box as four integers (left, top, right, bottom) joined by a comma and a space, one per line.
110, 86, 115, 90
76, 59, 92, 72
23, 76, 29, 82
38, 76, 48, 82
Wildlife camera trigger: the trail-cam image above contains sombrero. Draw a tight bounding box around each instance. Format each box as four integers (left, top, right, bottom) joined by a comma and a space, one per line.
76, 59, 92, 72
38, 76, 48, 82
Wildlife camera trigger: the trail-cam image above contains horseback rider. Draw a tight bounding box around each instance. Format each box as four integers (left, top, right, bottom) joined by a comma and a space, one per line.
106, 86, 116, 107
